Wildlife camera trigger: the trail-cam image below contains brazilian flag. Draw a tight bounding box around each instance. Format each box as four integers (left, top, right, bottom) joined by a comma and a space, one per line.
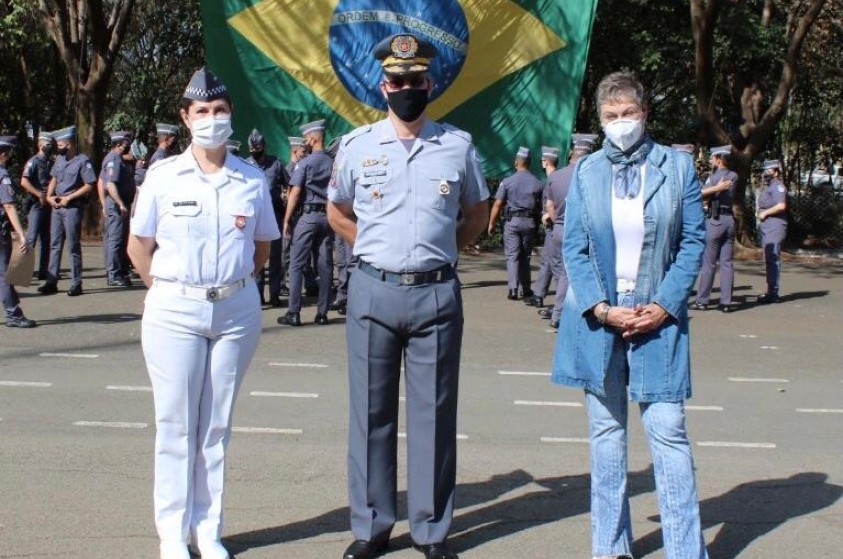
201, 0, 597, 177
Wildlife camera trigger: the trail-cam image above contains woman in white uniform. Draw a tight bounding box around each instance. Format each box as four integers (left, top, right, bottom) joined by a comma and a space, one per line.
128, 67, 280, 559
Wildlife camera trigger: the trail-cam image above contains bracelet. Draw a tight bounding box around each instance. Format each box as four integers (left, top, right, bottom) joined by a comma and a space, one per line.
596, 303, 610, 325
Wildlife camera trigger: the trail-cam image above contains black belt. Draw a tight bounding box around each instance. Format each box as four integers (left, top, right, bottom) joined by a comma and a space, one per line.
358, 261, 454, 286
508, 209, 535, 218
303, 203, 326, 214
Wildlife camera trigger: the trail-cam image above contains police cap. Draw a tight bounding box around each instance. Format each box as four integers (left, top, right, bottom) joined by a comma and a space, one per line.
373, 34, 438, 75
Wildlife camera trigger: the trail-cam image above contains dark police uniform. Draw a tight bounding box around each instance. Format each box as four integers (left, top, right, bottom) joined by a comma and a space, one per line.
527, 146, 560, 307
758, 159, 787, 301
694, 145, 737, 309
22, 134, 54, 277
329, 34, 488, 558
43, 126, 97, 294
149, 123, 179, 168
101, 131, 136, 285
496, 148, 543, 297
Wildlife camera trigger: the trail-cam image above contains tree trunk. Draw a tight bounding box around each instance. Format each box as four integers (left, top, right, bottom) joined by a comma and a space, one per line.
77, 87, 105, 240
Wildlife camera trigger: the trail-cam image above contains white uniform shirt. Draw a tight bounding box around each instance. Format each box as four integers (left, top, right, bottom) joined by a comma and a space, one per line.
131, 148, 280, 287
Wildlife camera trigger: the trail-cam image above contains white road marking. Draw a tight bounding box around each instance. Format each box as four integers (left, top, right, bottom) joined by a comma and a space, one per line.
250, 391, 319, 398
515, 400, 582, 407
697, 441, 776, 449
398, 432, 468, 440
40, 352, 99, 359
760, 346, 779, 350
268, 362, 328, 368
232, 427, 302, 435
0, 381, 52, 388
686, 405, 724, 411
74, 421, 148, 429
540, 437, 590, 444
796, 408, 843, 414
728, 377, 789, 383
106, 385, 152, 392
739, 334, 758, 339
498, 371, 551, 377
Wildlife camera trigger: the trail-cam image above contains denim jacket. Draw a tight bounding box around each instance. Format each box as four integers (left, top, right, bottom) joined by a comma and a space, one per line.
551, 142, 705, 402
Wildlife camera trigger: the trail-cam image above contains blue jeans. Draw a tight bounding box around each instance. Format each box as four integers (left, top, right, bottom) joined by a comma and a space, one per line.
585, 292, 707, 559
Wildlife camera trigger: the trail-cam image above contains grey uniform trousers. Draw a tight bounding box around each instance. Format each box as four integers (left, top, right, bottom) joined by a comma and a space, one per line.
47, 205, 83, 287
695, 215, 735, 305
333, 236, 355, 305
25, 202, 51, 275
346, 267, 463, 545
550, 225, 569, 322
288, 211, 333, 314
531, 225, 556, 298
503, 216, 537, 292
0, 235, 23, 319
104, 206, 130, 281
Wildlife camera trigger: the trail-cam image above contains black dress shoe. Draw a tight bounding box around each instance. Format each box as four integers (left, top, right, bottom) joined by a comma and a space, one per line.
38, 282, 58, 295
278, 312, 301, 326
757, 293, 780, 304
412, 542, 458, 559
507, 289, 518, 300
719, 304, 734, 313
6, 316, 37, 328
689, 301, 708, 311
343, 539, 388, 559
521, 289, 534, 299
336, 303, 347, 316
524, 295, 544, 307
67, 284, 83, 297
279, 286, 290, 296
268, 297, 283, 308
549, 319, 559, 330
314, 314, 329, 325
537, 307, 552, 319
36, 271, 48, 281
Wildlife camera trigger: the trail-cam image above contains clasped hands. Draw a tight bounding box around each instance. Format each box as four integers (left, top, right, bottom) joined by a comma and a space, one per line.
598, 303, 669, 339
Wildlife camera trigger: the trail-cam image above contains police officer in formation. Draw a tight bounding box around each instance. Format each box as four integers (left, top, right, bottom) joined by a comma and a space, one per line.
149, 123, 179, 167
328, 33, 489, 559
1, 136, 37, 328
38, 126, 96, 296
487, 146, 544, 300
101, 130, 136, 287
20, 131, 56, 279
757, 159, 788, 303
247, 128, 289, 306
524, 146, 560, 309
692, 145, 738, 311
542, 134, 597, 329
279, 120, 335, 326
128, 67, 280, 559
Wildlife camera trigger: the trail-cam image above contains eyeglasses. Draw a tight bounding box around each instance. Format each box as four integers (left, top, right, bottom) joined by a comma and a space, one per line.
383, 74, 428, 91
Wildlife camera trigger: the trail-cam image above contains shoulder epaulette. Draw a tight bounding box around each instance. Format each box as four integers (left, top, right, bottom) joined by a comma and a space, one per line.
341, 125, 372, 147
440, 122, 473, 144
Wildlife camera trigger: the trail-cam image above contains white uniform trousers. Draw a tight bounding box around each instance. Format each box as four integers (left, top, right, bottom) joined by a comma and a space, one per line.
141, 279, 261, 543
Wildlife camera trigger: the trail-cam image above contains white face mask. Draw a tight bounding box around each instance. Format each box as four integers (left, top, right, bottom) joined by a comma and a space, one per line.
603, 118, 645, 152
190, 115, 232, 149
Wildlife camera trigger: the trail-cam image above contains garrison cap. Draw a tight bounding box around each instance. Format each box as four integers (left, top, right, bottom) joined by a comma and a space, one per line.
299, 120, 326, 136
54, 125, 77, 141
156, 123, 179, 136
711, 145, 731, 157
225, 139, 241, 153
374, 34, 437, 75
130, 139, 148, 159
38, 131, 55, 143
672, 144, 696, 154
248, 128, 265, 147
572, 133, 599, 153
762, 159, 781, 171
109, 130, 133, 143
182, 67, 229, 102
541, 146, 560, 161
288, 136, 306, 148
516, 146, 530, 160
0, 136, 17, 149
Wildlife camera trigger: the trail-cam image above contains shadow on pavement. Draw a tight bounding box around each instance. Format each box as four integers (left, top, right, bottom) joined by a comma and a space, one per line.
35, 312, 141, 326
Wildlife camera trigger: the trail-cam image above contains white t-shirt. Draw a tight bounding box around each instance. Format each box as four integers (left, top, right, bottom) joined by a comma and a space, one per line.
611, 164, 646, 283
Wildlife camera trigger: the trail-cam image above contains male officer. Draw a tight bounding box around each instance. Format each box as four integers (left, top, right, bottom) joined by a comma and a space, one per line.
543, 134, 597, 328
248, 128, 289, 306
38, 125, 96, 296
20, 131, 56, 279
131, 139, 150, 187
328, 33, 488, 559
101, 130, 136, 287
487, 146, 543, 300
1, 136, 37, 327
757, 159, 788, 303
148, 123, 179, 167
524, 146, 560, 308
286, 135, 320, 297
692, 145, 738, 312
279, 120, 335, 326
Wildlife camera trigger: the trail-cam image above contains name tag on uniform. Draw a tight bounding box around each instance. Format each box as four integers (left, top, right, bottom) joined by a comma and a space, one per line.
363, 169, 388, 178
172, 200, 198, 207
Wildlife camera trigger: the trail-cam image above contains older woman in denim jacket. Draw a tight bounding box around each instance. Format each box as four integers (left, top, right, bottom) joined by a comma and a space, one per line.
551, 71, 708, 559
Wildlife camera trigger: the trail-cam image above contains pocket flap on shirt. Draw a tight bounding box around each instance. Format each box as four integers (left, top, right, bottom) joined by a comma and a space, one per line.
229, 206, 255, 218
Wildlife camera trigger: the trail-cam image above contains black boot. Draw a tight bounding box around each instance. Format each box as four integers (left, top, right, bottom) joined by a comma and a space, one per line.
507, 289, 519, 300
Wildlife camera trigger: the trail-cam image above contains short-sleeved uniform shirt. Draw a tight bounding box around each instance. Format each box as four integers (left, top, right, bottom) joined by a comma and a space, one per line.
51, 153, 97, 196
495, 169, 543, 211
22, 154, 52, 195
547, 165, 575, 225
148, 147, 169, 168
100, 151, 136, 210
0, 166, 14, 220
758, 177, 787, 232
130, 148, 281, 287
704, 167, 738, 210
290, 151, 334, 204
329, 118, 489, 272
135, 163, 148, 188
247, 154, 289, 210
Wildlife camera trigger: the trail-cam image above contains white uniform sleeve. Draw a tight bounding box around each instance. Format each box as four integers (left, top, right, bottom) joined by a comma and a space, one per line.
130, 180, 158, 237
253, 176, 281, 241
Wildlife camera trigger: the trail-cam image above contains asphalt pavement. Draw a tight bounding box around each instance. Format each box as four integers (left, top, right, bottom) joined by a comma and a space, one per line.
1, 244, 841, 558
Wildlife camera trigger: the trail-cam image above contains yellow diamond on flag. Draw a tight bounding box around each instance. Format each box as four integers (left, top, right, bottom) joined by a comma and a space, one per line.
227, 0, 566, 126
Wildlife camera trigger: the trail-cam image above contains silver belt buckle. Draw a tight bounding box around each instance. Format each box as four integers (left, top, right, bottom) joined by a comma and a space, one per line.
206, 287, 220, 301
399, 273, 415, 286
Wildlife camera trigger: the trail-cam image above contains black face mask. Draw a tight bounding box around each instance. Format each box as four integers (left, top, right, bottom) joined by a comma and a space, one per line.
57, 147, 68, 157
251, 149, 264, 159
387, 88, 429, 123
763, 173, 774, 184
